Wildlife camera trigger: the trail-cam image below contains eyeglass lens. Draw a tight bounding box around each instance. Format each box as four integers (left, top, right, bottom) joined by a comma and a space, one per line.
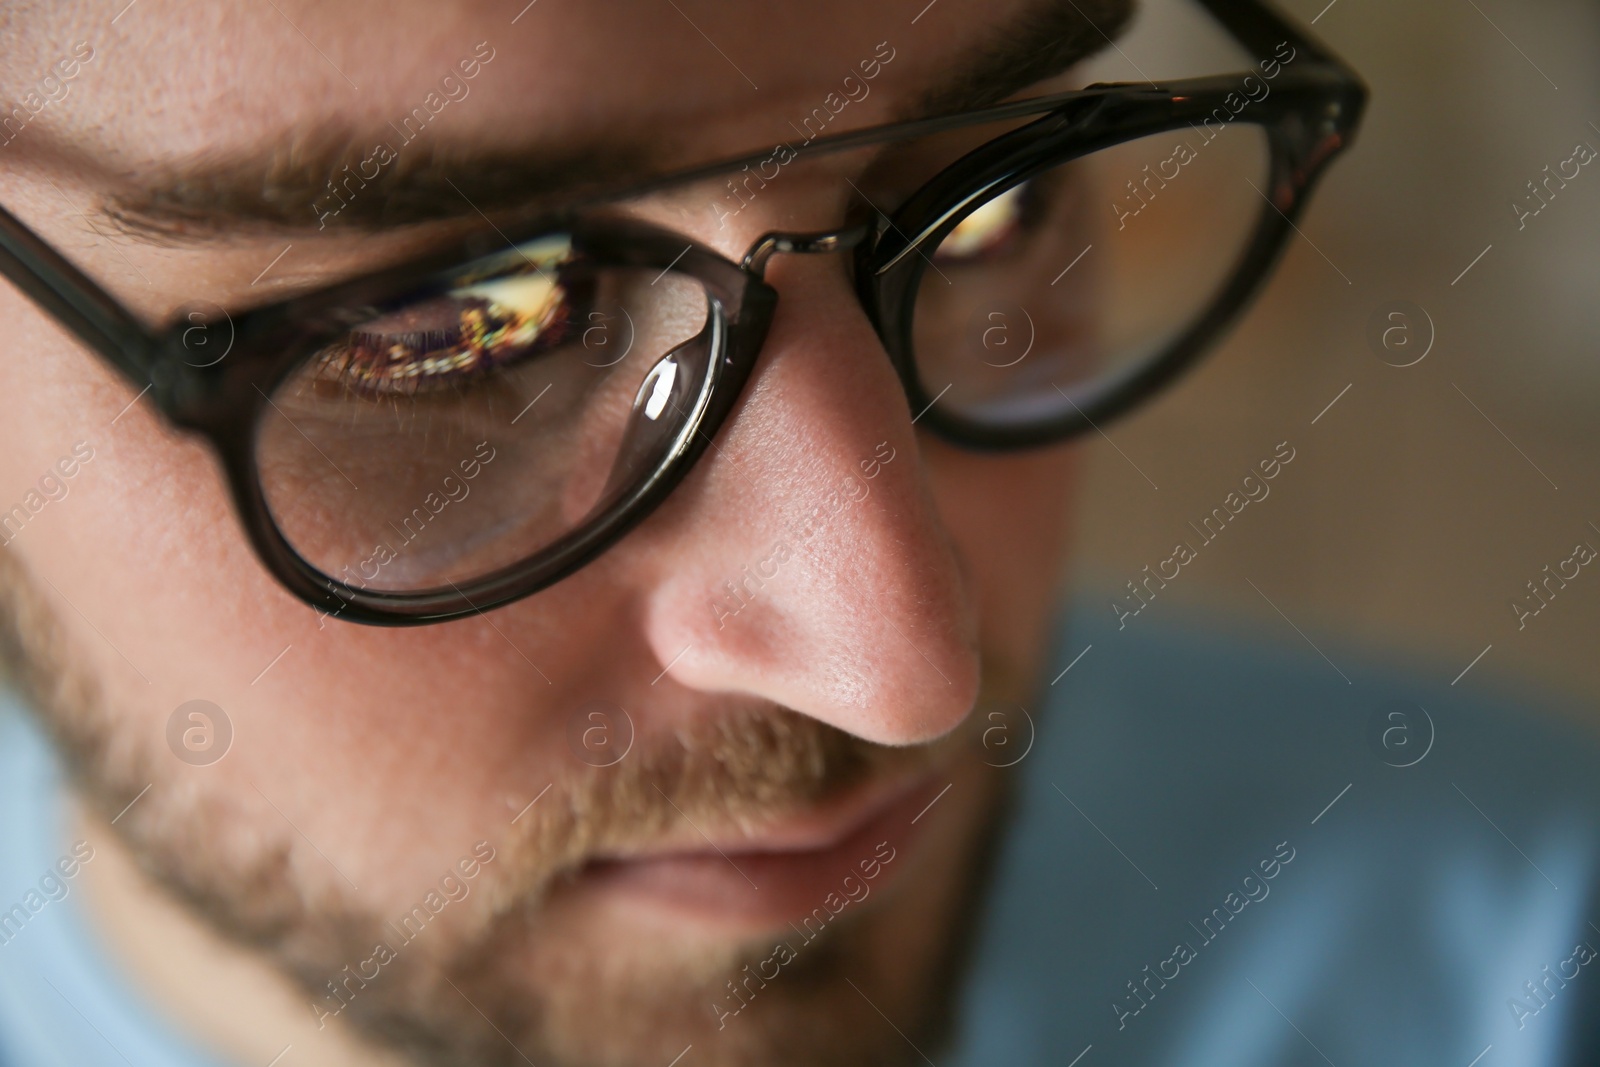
911, 123, 1269, 426
255, 235, 715, 594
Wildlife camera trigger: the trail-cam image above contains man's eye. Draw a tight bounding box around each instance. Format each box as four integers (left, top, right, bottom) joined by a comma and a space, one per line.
933, 183, 1030, 263
306, 233, 589, 400
309, 271, 582, 397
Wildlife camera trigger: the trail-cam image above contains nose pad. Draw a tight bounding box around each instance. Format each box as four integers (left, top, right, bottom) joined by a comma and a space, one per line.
596, 325, 715, 503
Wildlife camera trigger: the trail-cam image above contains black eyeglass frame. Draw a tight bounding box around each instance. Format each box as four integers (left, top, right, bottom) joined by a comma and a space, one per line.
0, 0, 1364, 626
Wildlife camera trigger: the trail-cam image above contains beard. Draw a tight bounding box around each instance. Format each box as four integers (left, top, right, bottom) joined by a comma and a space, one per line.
0, 545, 1017, 1067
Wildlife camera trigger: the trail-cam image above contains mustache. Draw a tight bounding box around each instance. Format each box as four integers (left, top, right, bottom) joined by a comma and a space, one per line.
481, 701, 941, 919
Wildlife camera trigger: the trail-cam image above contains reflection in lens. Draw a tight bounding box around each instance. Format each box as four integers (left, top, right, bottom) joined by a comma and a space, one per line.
911, 124, 1270, 428
255, 236, 712, 595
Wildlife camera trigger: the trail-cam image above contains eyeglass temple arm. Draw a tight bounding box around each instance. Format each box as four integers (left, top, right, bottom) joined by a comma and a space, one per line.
0, 203, 157, 388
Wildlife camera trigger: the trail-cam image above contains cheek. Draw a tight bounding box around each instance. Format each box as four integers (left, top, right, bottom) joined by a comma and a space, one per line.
0, 300, 591, 895
0, 300, 270, 697
922, 438, 1078, 684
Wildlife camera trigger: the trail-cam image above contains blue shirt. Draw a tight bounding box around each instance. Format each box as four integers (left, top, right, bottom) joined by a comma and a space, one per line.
3, 606, 1599, 1066
947, 607, 1600, 1066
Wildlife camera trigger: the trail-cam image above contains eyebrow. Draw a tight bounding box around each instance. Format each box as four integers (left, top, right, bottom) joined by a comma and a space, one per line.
105, 0, 1132, 240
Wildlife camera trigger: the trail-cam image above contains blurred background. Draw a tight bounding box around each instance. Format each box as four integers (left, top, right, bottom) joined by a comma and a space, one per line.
1062, 0, 1600, 720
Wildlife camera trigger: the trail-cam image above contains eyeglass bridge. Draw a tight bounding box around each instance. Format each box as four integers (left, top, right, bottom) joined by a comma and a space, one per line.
740, 223, 872, 277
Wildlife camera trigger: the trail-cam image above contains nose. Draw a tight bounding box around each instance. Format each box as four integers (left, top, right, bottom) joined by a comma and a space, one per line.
629, 250, 982, 746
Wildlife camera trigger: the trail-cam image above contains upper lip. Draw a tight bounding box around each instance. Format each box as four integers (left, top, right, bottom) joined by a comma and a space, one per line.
590, 766, 937, 863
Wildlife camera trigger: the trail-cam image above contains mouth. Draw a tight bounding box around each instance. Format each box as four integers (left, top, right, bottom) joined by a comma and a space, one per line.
572, 767, 950, 931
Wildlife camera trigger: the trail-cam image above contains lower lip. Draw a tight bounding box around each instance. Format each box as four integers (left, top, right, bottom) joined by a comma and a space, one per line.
575, 773, 946, 929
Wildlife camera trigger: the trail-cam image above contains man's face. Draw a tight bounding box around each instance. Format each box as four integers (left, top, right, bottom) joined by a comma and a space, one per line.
0, 1, 1110, 1063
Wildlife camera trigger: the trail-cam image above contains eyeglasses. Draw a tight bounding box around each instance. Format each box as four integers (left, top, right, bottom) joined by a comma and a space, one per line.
0, 0, 1363, 626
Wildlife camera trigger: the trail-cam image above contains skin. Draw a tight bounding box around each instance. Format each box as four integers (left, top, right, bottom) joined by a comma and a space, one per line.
0, 1, 1100, 1064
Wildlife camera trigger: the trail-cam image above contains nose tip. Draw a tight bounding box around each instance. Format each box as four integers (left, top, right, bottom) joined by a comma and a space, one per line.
857, 594, 982, 744
632, 386, 984, 747
644, 527, 984, 746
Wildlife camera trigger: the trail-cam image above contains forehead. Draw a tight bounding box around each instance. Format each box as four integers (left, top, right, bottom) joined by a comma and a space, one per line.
2, 0, 1090, 170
